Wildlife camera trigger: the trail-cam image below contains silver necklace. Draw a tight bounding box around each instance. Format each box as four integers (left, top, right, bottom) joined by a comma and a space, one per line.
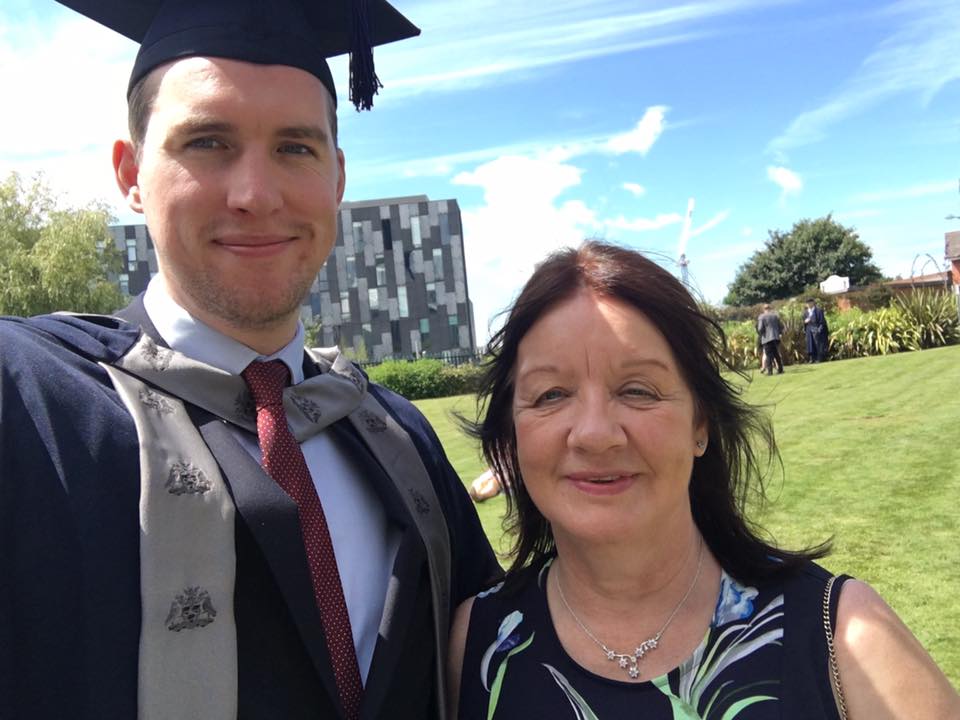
554, 539, 704, 680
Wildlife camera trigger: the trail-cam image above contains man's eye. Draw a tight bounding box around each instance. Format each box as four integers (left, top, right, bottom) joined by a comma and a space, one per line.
278, 142, 316, 156
185, 137, 225, 150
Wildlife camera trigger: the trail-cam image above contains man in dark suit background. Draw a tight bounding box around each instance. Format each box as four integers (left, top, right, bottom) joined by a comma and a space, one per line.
803, 298, 830, 363
0, 1, 499, 718
803, 298, 829, 363
756, 303, 784, 375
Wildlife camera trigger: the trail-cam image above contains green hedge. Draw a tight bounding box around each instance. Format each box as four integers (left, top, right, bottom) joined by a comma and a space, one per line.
366, 359, 485, 400
367, 290, 957, 393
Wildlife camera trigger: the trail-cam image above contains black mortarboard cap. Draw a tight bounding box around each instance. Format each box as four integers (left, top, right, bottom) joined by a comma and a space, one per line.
55, 0, 419, 110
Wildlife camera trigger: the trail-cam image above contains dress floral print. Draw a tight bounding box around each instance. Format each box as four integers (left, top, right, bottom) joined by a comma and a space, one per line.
462, 559, 790, 720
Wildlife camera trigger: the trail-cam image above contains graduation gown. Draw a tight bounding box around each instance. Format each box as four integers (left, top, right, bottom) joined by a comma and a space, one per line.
0, 309, 499, 720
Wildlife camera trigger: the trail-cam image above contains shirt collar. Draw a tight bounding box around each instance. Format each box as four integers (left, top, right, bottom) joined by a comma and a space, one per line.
142, 276, 306, 383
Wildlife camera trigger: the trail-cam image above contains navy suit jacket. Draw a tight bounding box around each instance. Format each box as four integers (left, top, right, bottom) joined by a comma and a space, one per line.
0, 305, 499, 719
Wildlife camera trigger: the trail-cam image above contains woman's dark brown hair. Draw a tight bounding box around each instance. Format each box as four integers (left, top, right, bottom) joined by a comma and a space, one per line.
470, 240, 827, 585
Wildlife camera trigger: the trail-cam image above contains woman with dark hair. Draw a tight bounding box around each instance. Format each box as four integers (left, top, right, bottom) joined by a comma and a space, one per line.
448, 241, 958, 719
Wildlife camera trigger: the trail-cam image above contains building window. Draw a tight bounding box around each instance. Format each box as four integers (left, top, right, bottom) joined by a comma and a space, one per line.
390, 320, 402, 354
345, 256, 357, 288
433, 247, 444, 279
410, 217, 422, 248
440, 213, 450, 245
397, 286, 409, 318
352, 221, 364, 251
368, 287, 379, 311
381, 219, 393, 252
426, 282, 437, 306
375, 258, 387, 286
419, 318, 430, 348
119, 273, 130, 295
340, 291, 351, 322
124, 225, 136, 239
126, 238, 137, 271
448, 313, 459, 344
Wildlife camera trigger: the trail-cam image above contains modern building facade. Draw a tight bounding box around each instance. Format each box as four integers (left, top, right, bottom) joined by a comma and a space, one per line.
107, 223, 157, 297
307, 195, 475, 361
106, 194, 475, 361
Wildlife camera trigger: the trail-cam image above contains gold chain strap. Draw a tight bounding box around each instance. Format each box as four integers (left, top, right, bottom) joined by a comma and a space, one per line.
822, 575, 848, 719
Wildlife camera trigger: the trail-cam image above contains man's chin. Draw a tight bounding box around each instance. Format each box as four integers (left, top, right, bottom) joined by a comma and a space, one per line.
188, 287, 307, 334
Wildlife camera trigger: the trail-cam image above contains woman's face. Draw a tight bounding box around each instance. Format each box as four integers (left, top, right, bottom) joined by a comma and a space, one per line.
512, 290, 707, 547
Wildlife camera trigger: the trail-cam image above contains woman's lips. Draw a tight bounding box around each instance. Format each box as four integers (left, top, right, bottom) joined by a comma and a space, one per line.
566, 472, 637, 495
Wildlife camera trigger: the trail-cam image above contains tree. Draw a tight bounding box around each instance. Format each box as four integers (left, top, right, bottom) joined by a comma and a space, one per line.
0, 172, 124, 317
724, 215, 883, 306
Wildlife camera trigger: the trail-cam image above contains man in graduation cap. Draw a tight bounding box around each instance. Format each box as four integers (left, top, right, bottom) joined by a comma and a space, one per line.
0, 1, 500, 718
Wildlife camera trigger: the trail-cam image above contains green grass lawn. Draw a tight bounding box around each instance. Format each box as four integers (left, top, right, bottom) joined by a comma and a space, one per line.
414, 345, 960, 687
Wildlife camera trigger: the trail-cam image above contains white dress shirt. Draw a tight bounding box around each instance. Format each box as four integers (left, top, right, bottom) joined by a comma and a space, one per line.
143, 278, 399, 682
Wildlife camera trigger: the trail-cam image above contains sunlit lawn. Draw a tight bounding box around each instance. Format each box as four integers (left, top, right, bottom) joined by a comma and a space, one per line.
414, 344, 960, 687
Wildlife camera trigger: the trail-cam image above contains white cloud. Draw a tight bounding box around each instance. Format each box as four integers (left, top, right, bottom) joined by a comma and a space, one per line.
833, 209, 883, 222
351, 0, 781, 105
768, 0, 960, 154
606, 106, 668, 155
350, 108, 670, 190
605, 213, 682, 232
767, 165, 803, 198
453, 155, 601, 340
741, 226, 754, 238
0, 11, 135, 213
689, 210, 731, 239
850, 180, 957, 204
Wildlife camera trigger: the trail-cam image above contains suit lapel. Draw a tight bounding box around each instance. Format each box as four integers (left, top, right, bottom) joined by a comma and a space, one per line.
325, 423, 427, 720
115, 294, 167, 346
195, 414, 346, 718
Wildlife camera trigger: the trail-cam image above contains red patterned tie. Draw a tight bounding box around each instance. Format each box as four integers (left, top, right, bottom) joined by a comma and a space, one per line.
242, 360, 363, 719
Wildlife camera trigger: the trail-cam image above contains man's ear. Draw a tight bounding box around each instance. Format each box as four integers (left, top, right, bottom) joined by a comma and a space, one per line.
336, 147, 346, 204
113, 140, 144, 214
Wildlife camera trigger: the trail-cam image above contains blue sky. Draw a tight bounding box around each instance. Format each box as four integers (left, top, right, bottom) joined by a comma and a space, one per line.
1, 0, 958, 340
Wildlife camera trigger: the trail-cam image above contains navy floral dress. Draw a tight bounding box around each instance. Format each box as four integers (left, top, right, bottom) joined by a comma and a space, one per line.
458, 558, 845, 720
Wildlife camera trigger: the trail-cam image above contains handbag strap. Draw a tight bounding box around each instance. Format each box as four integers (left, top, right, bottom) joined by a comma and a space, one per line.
822, 574, 853, 719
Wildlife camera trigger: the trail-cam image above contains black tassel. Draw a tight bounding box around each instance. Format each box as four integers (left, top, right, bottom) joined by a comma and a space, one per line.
349, 0, 383, 111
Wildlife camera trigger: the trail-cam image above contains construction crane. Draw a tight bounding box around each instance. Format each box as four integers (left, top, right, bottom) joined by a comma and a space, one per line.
677, 198, 695, 286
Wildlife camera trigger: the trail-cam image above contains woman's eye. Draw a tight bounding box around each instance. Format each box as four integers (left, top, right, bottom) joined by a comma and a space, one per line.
623, 386, 656, 399
536, 388, 566, 404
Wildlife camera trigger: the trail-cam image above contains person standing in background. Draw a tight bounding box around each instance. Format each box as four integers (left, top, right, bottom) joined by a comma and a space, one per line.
803, 298, 829, 362
757, 303, 785, 375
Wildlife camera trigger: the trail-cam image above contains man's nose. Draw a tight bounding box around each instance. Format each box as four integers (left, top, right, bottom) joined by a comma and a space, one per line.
226, 151, 284, 216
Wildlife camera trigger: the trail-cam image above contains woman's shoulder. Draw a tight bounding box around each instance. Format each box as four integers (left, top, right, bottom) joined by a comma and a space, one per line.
465, 557, 552, 622
834, 579, 960, 718
449, 558, 555, 719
